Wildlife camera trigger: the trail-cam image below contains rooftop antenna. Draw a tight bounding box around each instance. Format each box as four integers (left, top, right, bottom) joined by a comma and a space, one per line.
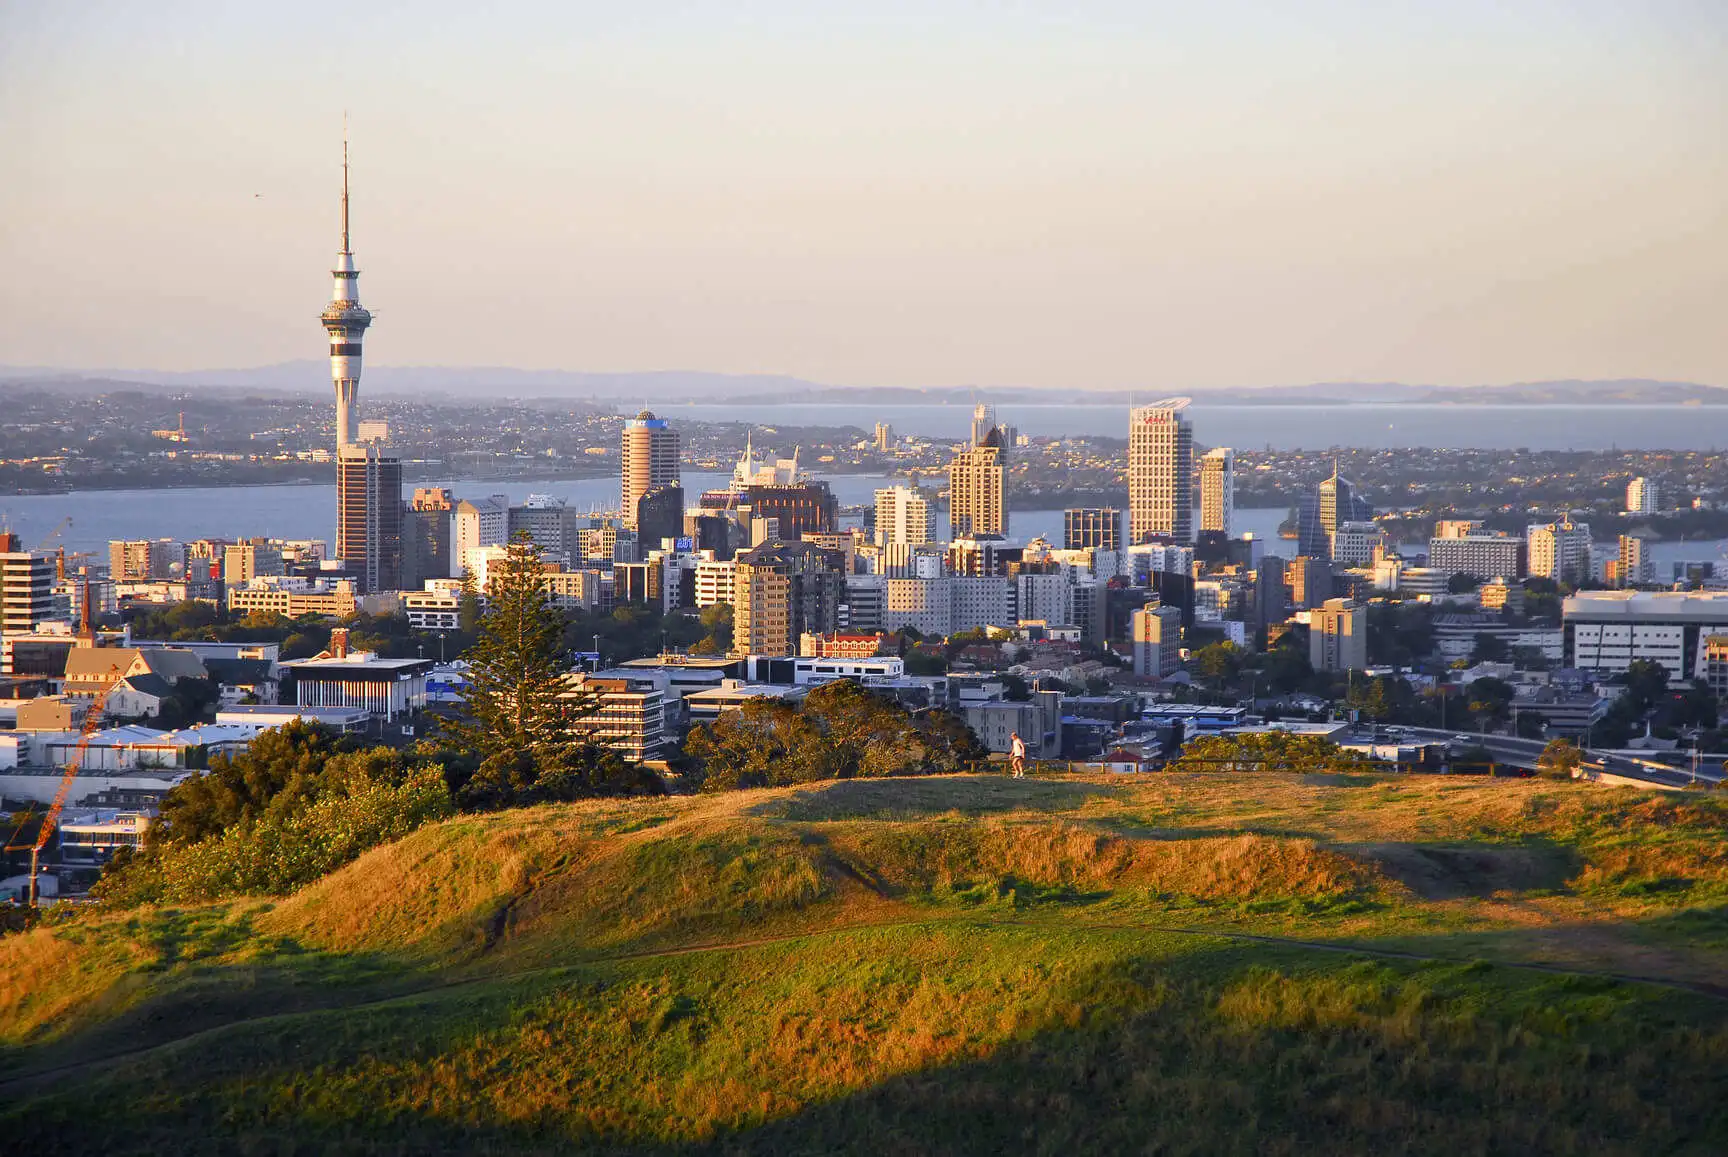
341, 113, 351, 255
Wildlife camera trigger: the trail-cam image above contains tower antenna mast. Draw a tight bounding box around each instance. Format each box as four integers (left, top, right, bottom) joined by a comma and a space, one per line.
341, 114, 351, 255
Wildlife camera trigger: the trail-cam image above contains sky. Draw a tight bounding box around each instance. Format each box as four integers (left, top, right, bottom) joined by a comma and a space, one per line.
1, 1, 1723, 391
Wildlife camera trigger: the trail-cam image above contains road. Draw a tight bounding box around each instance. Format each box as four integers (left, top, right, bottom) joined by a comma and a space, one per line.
1393, 727, 1723, 790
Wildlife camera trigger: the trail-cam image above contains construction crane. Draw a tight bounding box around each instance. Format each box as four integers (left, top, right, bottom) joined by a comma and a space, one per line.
4, 676, 118, 910
34, 516, 72, 553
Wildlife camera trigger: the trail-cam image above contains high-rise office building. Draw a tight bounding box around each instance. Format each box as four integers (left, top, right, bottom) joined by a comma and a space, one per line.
0, 534, 56, 637
1316, 462, 1373, 561
1063, 508, 1122, 552
1200, 447, 1235, 537
949, 434, 1006, 538
633, 485, 686, 560
336, 446, 403, 593
1128, 399, 1193, 543
970, 404, 997, 450
874, 422, 893, 452
621, 411, 680, 530
1626, 477, 1658, 515
404, 488, 455, 585
1310, 598, 1367, 672
874, 486, 932, 548
320, 134, 401, 593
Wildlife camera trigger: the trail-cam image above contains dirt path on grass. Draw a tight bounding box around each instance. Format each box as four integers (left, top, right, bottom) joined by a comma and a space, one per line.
3, 912, 1722, 1097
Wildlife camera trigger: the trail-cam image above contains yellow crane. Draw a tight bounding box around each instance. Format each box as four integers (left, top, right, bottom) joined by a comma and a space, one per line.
4, 676, 118, 910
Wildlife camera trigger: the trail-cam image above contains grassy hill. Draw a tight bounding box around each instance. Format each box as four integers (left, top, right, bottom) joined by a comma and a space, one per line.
2, 771, 1725, 1154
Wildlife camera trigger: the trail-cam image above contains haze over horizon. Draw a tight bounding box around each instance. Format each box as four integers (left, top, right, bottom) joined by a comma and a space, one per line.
2, 1, 1723, 392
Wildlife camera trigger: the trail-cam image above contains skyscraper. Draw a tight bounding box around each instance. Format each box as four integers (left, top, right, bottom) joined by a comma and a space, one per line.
874, 486, 931, 548
1316, 461, 1373, 560
321, 134, 401, 594
337, 448, 403, 593
1200, 447, 1234, 538
1128, 399, 1193, 543
403, 488, 455, 585
621, 411, 680, 530
970, 404, 998, 449
949, 432, 1006, 538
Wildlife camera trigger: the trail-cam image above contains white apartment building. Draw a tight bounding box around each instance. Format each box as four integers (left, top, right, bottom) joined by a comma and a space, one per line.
1124, 543, 1193, 587
873, 486, 932, 548
1626, 476, 1658, 515
1015, 572, 1073, 627
452, 496, 509, 575
693, 560, 738, 609
403, 589, 460, 631
886, 577, 952, 637
953, 575, 1013, 633
1527, 518, 1592, 584
1428, 534, 1526, 580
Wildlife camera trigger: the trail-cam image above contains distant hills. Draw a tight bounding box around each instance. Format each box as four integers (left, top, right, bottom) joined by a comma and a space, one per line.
1, 362, 1722, 407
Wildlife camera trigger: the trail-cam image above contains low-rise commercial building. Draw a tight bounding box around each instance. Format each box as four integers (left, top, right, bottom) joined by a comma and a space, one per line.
283, 655, 432, 721
1565, 590, 1728, 680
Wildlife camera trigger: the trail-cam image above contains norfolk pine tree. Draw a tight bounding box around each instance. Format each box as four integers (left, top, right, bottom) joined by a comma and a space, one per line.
441, 534, 606, 803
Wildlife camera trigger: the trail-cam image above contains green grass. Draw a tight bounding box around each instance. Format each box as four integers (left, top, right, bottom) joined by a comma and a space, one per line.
3, 771, 1726, 1154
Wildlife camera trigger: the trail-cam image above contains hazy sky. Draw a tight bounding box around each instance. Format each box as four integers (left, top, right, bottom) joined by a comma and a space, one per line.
1, 1, 1723, 390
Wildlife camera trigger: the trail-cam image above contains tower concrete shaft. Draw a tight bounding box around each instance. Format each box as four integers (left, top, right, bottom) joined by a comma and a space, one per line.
322, 132, 372, 448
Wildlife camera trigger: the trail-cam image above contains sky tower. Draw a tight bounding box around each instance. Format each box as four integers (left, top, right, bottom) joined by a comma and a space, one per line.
323, 129, 401, 594
322, 131, 372, 448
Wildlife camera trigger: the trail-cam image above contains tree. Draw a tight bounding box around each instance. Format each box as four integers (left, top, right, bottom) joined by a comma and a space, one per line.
1193, 642, 1243, 686
1466, 676, 1516, 730
686, 698, 836, 791
152, 720, 352, 847
684, 682, 988, 789
1470, 632, 1510, 663
457, 570, 483, 634
691, 603, 734, 656
440, 535, 632, 805
1167, 733, 1375, 775
1447, 572, 1481, 595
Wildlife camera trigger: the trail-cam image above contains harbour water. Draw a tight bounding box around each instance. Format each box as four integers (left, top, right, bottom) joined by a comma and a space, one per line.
673, 402, 1728, 451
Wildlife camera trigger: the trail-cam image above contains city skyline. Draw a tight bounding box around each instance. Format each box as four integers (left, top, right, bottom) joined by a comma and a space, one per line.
3, 4, 1723, 389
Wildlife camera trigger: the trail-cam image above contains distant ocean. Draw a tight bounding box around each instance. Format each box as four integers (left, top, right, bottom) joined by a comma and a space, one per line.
671, 402, 1728, 451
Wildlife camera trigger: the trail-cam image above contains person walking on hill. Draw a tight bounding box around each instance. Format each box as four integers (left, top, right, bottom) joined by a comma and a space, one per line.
1010, 731, 1027, 778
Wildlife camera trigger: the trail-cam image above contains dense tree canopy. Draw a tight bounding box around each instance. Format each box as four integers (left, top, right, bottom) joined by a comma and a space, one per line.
1166, 733, 1375, 776
686, 681, 987, 791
